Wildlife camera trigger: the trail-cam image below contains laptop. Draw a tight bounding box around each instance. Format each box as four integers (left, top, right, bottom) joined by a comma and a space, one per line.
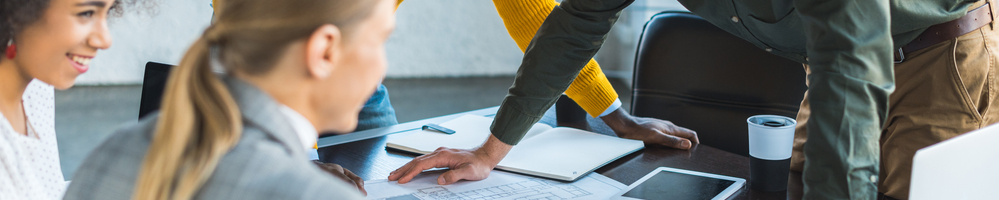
138, 62, 173, 120
909, 123, 999, 200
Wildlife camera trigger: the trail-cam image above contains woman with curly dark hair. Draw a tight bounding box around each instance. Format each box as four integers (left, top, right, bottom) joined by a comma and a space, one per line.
0, 0, 123, 199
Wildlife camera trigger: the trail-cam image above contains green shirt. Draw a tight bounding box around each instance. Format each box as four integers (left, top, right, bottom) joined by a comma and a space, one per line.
488, 0, 977, 199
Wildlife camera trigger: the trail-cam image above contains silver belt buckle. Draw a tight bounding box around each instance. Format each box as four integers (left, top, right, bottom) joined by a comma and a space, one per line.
894, 48, 905, 63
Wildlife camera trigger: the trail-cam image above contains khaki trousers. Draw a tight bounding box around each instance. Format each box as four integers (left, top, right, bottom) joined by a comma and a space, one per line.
789, 21, 999, 199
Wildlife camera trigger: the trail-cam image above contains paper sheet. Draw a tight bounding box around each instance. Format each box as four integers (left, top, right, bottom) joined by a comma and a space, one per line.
365, 171, 626, 200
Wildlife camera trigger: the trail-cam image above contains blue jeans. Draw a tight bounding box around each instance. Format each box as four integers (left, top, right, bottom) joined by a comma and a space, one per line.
356, 84, 398, 131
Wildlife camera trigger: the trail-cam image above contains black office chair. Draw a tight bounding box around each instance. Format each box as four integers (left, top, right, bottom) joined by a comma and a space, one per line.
631, 12, 807, 157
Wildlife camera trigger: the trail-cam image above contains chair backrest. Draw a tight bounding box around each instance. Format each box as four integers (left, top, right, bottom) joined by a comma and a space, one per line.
631, 12, 806, 156
138, 62, 173, 120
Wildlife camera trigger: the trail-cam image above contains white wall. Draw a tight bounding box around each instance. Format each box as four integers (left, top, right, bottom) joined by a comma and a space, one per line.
76, 0, 684, 85
385, 0, 523, 78
76, 0, 212, 85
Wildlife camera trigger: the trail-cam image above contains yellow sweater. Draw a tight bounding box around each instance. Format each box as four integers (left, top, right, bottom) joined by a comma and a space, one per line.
397, 0, 619, 117
486, 0, 619, 117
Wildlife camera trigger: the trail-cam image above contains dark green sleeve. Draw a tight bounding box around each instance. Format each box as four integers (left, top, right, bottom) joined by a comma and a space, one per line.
794, 0, 893, 198
489, 0, 635, 145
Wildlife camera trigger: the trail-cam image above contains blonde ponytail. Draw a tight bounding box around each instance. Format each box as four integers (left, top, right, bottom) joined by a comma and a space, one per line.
132, 32, 242, 200
131, 0, 381, 199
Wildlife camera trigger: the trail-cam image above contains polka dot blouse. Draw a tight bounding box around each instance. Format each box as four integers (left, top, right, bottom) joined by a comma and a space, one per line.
0, 79, 65, 200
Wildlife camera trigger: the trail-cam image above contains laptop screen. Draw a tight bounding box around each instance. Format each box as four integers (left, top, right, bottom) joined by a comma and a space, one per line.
138, 62, 173, 120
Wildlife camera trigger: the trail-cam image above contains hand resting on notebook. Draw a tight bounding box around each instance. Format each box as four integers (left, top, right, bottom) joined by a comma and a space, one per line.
601, 108, 700, 149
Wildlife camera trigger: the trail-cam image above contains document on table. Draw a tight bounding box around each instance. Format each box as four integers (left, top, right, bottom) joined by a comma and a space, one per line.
365, 170, 627, 200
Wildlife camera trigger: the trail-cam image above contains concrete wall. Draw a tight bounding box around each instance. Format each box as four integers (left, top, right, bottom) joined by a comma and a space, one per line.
76, 0, 685, 85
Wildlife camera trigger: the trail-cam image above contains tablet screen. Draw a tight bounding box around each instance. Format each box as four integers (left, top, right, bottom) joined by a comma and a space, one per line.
622, 170, 737, 199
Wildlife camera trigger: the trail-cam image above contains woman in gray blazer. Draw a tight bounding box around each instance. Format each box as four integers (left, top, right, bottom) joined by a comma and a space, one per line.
63, 0, 397, 199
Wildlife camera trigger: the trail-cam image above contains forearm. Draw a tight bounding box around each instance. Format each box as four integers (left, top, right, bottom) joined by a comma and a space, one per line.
492, 0, 620, 118
490, 0, 635, 145
793, 0, 894, 198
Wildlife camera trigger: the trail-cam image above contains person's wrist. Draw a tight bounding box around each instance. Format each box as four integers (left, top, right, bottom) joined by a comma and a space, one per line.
601, 108, 636, 134
475, 134, 513, 167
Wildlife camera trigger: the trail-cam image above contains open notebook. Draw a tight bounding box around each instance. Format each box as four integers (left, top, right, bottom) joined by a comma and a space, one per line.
387, 114, 645, 181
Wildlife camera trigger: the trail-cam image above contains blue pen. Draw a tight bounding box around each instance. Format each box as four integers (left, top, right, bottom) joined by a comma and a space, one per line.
422, 123, 456, 134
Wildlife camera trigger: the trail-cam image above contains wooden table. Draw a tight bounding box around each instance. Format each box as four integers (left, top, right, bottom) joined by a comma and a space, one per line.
317, 106, 803, 200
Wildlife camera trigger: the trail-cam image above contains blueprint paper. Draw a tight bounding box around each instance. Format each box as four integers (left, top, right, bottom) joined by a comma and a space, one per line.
365, 171, 626, 200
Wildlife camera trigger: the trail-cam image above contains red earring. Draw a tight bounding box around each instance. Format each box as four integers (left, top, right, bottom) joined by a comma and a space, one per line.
5, 40, 15, 59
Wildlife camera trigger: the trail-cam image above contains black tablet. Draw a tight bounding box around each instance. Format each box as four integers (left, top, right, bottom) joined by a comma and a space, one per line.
612, 167, 745, 200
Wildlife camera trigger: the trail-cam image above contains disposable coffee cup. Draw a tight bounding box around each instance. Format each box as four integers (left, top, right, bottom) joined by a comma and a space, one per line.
747, 115, 796, 192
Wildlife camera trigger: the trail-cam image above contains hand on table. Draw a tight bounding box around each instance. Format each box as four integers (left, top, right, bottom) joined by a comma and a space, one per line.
602, 108, 699, 149
313, 160, 366, 196
388, 135, 513, 185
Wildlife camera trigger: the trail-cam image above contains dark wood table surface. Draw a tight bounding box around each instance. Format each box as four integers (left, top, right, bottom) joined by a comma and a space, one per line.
317, 106, 803, 200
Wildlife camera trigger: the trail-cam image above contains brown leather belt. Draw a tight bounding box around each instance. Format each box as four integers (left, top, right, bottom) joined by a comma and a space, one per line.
896, 2, 994, 63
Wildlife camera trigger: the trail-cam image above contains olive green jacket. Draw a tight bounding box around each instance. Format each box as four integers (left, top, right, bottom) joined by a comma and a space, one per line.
488, 0, 978, 199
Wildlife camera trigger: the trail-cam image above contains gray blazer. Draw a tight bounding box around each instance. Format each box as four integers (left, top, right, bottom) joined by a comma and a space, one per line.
64, 77, 363, 200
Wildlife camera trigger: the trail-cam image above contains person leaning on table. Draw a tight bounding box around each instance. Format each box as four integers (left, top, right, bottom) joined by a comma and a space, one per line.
396, 0, 703, 149
389, 0, 699, 184
388, 0, 999, 199
63, 0, 397, 199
